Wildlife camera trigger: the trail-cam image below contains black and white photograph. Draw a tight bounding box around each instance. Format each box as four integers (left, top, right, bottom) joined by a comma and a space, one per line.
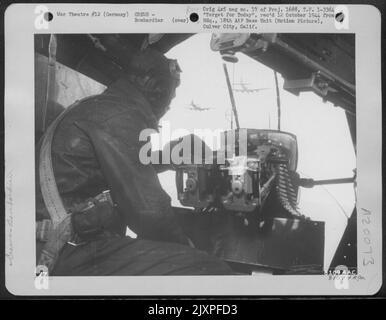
3, 3, 382, 296
34, 32, 356, 276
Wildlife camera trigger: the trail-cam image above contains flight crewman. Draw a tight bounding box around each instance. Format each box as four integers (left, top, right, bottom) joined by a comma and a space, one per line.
36, 48, 233, 276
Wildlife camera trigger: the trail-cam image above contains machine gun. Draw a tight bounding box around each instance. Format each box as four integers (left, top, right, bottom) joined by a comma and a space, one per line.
175, 128, 302, 221
173, 128, 355, 274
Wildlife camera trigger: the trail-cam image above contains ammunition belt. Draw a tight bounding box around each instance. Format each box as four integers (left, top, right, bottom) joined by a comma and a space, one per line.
276, 164, 302, 217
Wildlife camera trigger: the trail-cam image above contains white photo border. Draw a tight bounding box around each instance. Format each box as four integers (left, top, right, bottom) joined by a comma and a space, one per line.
4, 3, 382, 295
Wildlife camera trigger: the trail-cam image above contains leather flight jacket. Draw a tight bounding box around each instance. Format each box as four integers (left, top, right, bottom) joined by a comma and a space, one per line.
36, 77, 190, 250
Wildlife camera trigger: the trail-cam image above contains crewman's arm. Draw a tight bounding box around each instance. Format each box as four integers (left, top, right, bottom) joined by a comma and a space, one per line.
74, 113, 190, 245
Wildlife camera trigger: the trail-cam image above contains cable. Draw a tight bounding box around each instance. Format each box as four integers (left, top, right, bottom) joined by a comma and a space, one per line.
231, 63, 235, 130
319, 185, 350, 220
223, 63, 240, 130
273, 71, 281, 131
42, 34, 57, 133
298, 170, 350, 220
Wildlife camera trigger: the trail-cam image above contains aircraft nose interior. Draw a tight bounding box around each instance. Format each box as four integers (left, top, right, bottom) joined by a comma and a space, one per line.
34, 33, 357, 275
